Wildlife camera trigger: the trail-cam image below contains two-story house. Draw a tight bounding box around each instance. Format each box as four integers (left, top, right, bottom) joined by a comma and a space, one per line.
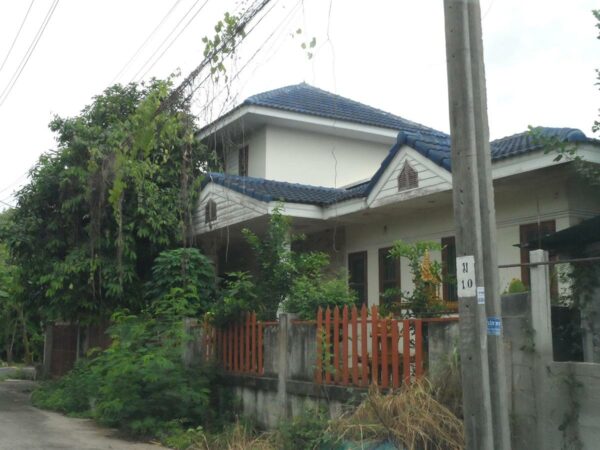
194, 83, 600, 307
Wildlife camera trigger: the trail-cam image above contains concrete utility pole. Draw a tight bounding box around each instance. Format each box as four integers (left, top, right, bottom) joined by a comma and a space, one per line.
443, 1, 512, 449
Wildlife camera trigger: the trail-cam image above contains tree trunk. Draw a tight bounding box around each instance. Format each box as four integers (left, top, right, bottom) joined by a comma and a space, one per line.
19, 307, 32, 364
6, 321, 16, 364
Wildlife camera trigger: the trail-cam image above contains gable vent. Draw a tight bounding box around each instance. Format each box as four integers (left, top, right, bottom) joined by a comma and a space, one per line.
398, 162, 418, 192
205, 200, 217, 223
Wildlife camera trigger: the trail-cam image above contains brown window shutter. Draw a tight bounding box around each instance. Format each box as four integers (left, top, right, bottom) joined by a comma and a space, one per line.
398, 162, 418, 191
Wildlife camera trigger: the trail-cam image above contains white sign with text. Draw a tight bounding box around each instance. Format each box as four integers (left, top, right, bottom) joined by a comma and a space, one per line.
456, 255, 476, 297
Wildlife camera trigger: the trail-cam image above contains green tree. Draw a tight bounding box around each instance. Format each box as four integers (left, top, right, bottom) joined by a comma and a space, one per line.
6, 80, 216, 324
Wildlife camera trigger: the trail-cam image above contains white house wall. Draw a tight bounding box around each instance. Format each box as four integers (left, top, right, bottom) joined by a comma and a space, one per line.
223, 126, 267, 178
345, 176, 595, 306
264, 125, 391, 187
194, 183, 268, 235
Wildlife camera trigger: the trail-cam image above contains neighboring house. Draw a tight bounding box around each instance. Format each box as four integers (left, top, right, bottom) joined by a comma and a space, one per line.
195, 83, 600, 308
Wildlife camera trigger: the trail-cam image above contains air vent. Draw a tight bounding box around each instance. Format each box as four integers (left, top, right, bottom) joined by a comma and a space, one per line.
398, 162, 418, 192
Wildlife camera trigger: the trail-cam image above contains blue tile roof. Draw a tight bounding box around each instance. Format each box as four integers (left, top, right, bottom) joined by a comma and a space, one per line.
203, 84, 597, 206
204, 173, 366, 206
243, 83, 440, 134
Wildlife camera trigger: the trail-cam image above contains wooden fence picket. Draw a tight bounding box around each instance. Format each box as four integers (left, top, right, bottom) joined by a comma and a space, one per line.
203, 304, 456, 387
351, 306, 359, 386
315, 307, 323, 383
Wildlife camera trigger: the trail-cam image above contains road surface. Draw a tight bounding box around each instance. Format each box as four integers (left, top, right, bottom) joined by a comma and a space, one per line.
0, 380, 168, 450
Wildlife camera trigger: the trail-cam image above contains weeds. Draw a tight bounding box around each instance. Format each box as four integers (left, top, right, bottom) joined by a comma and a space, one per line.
330, 382, 464, 450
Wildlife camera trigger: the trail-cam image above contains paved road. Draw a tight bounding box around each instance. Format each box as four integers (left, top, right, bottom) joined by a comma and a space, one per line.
0, 380, 168, 450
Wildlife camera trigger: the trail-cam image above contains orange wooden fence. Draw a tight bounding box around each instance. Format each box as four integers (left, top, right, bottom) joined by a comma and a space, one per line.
205, 306, 457, 387
204, 313, 269, 375
314, 305, 456, 388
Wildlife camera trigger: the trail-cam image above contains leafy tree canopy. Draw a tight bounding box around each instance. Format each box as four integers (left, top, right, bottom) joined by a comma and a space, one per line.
5, 79, 216, 323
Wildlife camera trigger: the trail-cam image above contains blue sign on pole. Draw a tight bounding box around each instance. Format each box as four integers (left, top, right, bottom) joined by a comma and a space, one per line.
487, 317, 501, 336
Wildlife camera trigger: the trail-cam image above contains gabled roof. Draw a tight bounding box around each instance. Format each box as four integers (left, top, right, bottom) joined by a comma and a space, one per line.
242, 83, 440, 134
204, 173, 367, 206
364, 127, 593, 194
203, 126, 595, 208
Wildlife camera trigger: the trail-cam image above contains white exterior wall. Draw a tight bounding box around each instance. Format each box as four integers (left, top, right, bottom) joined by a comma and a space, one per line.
264, 125, 391, 187
224, 127, 267, 178
344, 179, 592, 306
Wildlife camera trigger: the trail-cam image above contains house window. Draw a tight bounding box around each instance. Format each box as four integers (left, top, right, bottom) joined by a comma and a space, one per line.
379, 247, 400, 305
348, 251, 368, 306
441, 236, 458, 302
238, 145, 249, 176
520, 220, 557, 297
205, 200, 217, 223
398, 162, 418, 192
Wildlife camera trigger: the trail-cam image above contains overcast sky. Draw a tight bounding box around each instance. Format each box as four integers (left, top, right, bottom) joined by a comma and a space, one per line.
0, 0, 598, 208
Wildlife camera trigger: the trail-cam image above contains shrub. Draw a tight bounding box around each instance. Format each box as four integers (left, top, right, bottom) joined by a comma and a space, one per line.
505, 278, 527, 294
209, 272, 258, 326
146, 248, 216, 315
277, 403, 339, 450
285, 252, 357, 320
389, 241, 444, 316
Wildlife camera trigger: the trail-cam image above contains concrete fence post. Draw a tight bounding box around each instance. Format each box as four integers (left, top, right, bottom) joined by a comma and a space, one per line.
277, 312, 291, 421
529, 249, 554, 449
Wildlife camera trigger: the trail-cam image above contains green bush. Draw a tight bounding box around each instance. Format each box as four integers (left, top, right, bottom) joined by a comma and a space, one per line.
505, 278, 528, 294
285, 253, 356, 320
209, 271, 258, 326
277, 404, 339, 450
33, 304, 212, 436
146, 248, 216, 315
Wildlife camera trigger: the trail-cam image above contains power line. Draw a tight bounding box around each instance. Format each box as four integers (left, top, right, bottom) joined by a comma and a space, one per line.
0, 0, 37, 75
0, 198, 16, 209
196, 0, 300, 119
130, 0, 209, 83
110, 0, 184, 85
160, 0, 274, 112
0, 170, 29, 196
136, 0, 211, 82
0, 0, 60, 108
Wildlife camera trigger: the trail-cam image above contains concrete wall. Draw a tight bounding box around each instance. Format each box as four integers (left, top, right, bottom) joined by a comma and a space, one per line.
223, 126, 267, 178
504, 252, 600, 450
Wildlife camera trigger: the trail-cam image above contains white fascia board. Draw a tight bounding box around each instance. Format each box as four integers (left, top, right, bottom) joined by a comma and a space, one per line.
492, 143, 600, 180
268, 202, 323, 219
323, 197, 367, 219
197, 105, 399, 143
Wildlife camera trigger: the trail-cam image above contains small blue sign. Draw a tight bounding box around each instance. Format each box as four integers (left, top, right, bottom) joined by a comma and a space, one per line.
487, 317, 501, 336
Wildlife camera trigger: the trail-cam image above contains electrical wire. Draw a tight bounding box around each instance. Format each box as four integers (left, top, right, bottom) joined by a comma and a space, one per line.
0, 0, 37, 75
110, 0, 184, 85
130, 0, 209, 83
162, 0, 275, 113
0, 0, 60, 107
136, 0, 211, 82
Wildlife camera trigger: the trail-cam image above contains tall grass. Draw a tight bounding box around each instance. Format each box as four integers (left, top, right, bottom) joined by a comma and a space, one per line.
330, 382, 464, 450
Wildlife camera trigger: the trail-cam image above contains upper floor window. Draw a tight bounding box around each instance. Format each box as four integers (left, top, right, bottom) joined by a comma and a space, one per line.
205, 200, 217, 223
398, 162, 418, 192
238, 145, 249, 176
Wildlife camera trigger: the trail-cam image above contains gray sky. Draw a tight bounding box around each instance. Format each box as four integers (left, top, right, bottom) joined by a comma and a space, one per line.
0, 0, 598, 208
